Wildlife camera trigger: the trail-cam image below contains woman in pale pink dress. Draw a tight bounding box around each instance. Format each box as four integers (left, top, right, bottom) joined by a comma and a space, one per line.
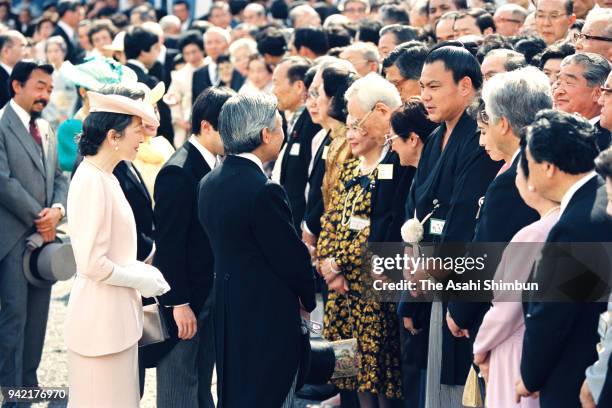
473, 149, 560, 408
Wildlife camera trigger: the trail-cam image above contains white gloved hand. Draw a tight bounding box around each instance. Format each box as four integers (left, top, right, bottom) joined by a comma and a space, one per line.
104, 262, 171, 298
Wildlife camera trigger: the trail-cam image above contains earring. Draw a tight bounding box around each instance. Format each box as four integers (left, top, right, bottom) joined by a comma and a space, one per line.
528, 185, 535, 192
114, 144, 119, 151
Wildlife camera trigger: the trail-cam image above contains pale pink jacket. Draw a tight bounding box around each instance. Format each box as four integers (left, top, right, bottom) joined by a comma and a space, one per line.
65, 159, 143, 357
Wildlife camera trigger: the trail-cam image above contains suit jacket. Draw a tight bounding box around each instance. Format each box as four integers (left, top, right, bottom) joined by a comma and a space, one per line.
279, 108, 321, 231
192, 65, 244, 105
448, 155, 539, 337
154, 142, 214, 313
521, 175, 612, 407
595, 120, 611, 152
113, 161, 154, 262
369, 150, 414, 243
198, 155, 316, 408
303, 130, 331, 236
52, 24, 82, 64
0, 103, 68, 261
126, 62, 175, 146
149, 48, 179, 90
0, 66, 9, 110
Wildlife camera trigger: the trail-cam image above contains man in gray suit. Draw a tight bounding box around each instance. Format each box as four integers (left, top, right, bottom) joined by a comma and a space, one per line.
0, 61, 68, 392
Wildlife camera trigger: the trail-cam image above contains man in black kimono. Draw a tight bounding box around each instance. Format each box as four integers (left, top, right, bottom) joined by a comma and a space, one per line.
401, 45, 501, 405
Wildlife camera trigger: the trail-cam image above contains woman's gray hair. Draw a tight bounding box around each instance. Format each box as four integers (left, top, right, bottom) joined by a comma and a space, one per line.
560, 53, 611, 88
219, 93, 279, 155
482, 66, 552, 137
344, 72, 402, 112
45, 35, 67, 56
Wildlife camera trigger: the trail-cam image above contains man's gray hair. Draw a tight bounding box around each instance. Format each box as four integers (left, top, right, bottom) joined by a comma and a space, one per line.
493, 4, 528, 22
345, 73, 402, 111
585, 7, 612, 38
159, 15, 181, 32
204, 26, 231, 44
343, 42, 380, 63
219, 93, 279, 155
482, 66, 552, 137
561, 52, 611, 88
485, 48, 527, 72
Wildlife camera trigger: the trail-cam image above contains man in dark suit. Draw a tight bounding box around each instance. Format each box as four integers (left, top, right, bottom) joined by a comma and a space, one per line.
142, 21, 180, 90
154, 88, 235, 408
516, 110, 612, 408
0, 31, 27, 110
198, 93, 316, 407
192, 27, 243, 103
447, 67, 548, 340
272, 57, 321, 231
53, 0, 83, 64
124, 26, 175, 146
580, 71, 612, 408
0, 61, 68, 394
553, 53, 611, 150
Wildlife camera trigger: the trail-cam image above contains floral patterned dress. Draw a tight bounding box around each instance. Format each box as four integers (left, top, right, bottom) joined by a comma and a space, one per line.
318, 158, 403, 398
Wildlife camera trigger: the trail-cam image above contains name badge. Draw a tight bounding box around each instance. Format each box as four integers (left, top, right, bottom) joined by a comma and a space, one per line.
322, 146, 329, 160
349, 216, 370, 231
377, 164, 393, 180
290, 143, 301, 156
429, 218, 445, 236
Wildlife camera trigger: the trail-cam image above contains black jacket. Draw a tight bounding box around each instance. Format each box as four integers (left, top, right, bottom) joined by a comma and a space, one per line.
192, 65, 244, 105
198, 155, 316, 408
447, 155, 539, 337
113, 161, 155, 261
279, 108, 321, 231
126, 62, 175, 146
52, 24, 82, 64
303, 131, 331, 236
149, 48, 179, 90
0, 66, 9, 110
153, 141, 214, 314
521, 175, 612, 408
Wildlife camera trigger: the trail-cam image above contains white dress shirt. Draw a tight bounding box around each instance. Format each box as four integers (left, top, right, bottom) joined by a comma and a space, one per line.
590, 115, 601, 125
0, 62, 12, 75
127, 59, 149, 74
57, 20, 75, 42
189, 136, 218, 170
10, 99, 65, 216
235, 153, 265, 175
559, 171, 598, 217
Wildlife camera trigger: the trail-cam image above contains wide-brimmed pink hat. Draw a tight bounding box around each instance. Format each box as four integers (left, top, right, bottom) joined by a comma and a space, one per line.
87, 91, 160, 127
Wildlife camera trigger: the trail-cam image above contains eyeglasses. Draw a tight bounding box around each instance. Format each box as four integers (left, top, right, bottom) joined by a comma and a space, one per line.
347, 104, 377, 135
573, 32, 612, 43
384, 133, 400, 146
478, 109, 489, 124
535, 12, 567, 22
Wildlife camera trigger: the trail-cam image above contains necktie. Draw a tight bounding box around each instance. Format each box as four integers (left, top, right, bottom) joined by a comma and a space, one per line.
29, 118, 42, 146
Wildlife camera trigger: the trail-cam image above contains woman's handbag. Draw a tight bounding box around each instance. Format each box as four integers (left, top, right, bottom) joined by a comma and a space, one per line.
139, 297, 170, 347
462, 364, 484, 407
329, 295, 359, 379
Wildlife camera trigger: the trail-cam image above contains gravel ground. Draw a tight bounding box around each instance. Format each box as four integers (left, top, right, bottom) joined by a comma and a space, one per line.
21, 280, 326, 407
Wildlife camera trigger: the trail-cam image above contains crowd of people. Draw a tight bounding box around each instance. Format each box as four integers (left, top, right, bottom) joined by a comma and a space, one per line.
0, 0, 612, 407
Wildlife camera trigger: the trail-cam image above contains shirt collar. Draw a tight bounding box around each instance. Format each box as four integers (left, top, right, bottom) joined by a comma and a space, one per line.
235, 153, 265, 174
188, 135, 218, 170
10, 99, 31, 131
127, 59, 148, 74
559, 171, 598, 217
58, 20, 75, 41
589, 115, 601, 125
0, 62, 12, 75
157, 45, 166, 63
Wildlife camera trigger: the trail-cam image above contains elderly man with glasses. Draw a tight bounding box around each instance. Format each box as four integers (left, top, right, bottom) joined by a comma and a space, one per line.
575, 7, 612, 61
553, 52, 611, 149
535, 0, 576, 45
